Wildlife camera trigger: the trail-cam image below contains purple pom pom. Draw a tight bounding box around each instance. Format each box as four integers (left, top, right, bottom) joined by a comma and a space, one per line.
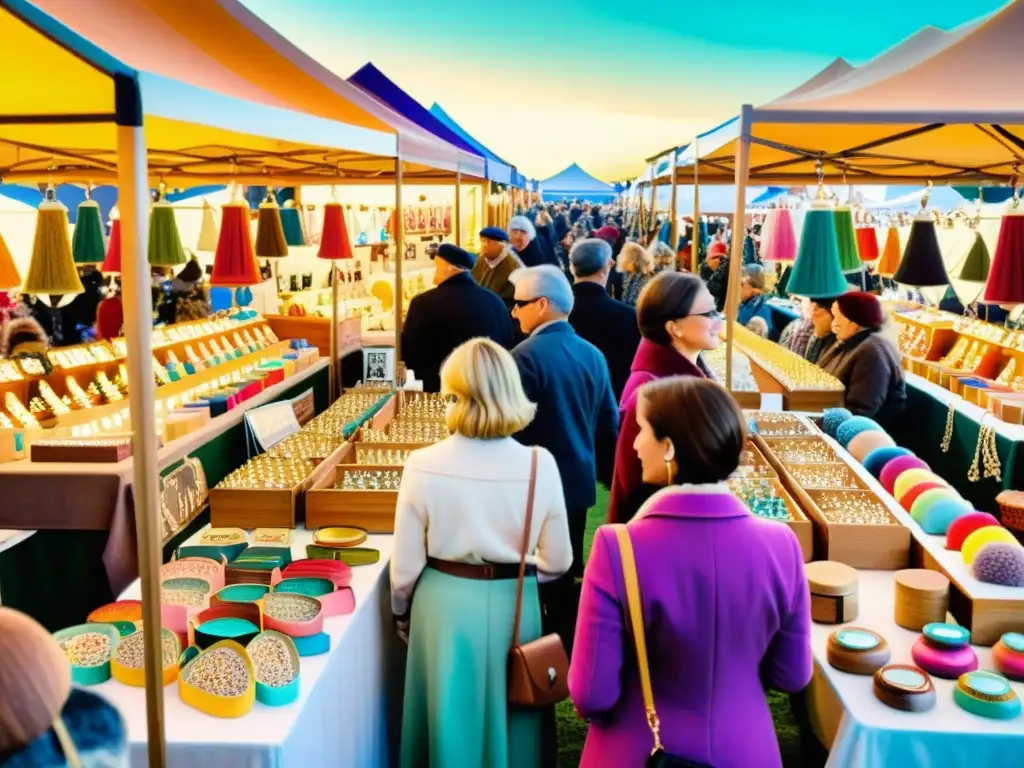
973, 543, 1024, 587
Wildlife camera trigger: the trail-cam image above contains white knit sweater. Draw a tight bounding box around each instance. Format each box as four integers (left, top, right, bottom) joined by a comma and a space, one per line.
390, 433, 572, 616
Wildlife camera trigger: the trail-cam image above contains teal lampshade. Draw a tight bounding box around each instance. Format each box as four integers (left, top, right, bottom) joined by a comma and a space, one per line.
833, 207, 862, 273
280, 202, 306, 247
894, 215, 949, 287
959, 231, 991, 283
743, 235, 758, 265
72, 200, 106, 264
786, 203, 849, 298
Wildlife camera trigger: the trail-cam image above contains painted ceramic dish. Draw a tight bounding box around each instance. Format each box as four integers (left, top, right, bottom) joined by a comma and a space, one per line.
872, 665, 936, 712
313, 527, 369, 549
953, 671, 1021, 719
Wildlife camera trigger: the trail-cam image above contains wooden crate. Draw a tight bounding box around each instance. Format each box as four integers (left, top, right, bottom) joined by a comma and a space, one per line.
306, 464, 403, 532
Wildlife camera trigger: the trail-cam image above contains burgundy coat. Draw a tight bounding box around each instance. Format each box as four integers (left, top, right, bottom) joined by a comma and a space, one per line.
570, 486, 812, 768
607, 339, 710, 524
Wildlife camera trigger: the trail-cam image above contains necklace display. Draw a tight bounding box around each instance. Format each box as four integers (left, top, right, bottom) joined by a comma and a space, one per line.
941, 402, 955, 453
968, 417, 1002, 482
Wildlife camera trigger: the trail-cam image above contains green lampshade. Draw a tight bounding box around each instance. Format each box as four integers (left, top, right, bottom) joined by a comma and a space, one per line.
280, 201, 306, 247
786, 203, 849, 298
72, 200, 105, 264
148, 202, 187, 266
959, 231, 991, 282
833, 207, 862, 273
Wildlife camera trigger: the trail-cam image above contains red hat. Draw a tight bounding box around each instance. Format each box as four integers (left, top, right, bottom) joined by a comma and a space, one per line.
835, 291, 884, 329
708, 241, 728, 258
594, 226, 620, 247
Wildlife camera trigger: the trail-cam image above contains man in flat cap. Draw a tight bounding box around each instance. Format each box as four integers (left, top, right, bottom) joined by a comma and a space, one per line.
401, 243, 513, 392
471, 226, 522, 309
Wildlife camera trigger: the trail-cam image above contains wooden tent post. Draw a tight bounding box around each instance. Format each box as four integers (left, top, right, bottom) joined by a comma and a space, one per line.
394, 140, 404, 385
725, 106, 752, 391
691, 136, 700, 274
455, 169, 462, 246
668, 150, 679, 254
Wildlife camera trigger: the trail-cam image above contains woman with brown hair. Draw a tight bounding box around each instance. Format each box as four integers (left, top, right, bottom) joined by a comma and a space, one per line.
571, 378, 811, 767
608, 271, 722, 523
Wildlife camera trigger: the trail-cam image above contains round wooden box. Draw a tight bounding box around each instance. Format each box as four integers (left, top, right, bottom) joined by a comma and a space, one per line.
894, 569, 949, 632
806, 561, 859, 624
873, 665, 937, 712
827, 628, 890, 675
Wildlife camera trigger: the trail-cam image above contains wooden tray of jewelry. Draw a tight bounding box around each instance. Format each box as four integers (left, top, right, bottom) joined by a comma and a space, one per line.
306, 464, 405, 532
727, 472, 814, 563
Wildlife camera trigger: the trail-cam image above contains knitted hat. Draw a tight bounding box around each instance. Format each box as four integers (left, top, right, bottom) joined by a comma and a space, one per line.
708, 241, 728, 258
835, 291, 884, 329
508, 216, 536, 240
434, 243, 476, 271
594, 225, 620, 247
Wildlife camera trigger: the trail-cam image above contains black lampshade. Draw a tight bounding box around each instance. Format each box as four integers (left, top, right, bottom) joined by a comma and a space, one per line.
958, 231, 991, 283
893, 216, 949, 287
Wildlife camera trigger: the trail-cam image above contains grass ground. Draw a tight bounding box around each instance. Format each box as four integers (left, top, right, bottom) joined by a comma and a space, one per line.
555, 488, 827, 768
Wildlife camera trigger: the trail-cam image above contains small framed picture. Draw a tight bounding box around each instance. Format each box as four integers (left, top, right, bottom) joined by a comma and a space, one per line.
363, 346, 394, 383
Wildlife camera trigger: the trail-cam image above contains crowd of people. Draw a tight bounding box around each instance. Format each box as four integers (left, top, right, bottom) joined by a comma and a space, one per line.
393, 199, 910, 767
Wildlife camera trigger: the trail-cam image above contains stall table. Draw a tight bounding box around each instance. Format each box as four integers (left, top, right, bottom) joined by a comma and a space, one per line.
0, 360, 330, 629
808, 570, 1023, 767
102, 527, 399, 768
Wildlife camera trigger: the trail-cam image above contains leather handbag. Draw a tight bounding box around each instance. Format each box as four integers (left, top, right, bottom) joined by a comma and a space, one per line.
613, 525, 712, 768
507, 448, 570, 708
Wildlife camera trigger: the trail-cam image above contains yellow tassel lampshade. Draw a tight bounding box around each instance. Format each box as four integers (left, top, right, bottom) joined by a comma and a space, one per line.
148, 202, 187, 266
24, 200, 84, 300
196, 199, 220, 252
0, 229, 21, 290
255, 194, 288, 258
71, 199, 105, 264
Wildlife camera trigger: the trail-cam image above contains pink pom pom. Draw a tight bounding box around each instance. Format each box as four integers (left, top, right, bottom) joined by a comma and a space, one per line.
973, 543, 1024, 587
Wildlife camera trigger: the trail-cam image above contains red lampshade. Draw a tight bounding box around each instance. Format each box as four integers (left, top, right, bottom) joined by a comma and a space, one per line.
856, 227, 880, 262
210, 203, 261, 287
983, 211, 1024, 304
95, 295, 124, 340
318, 201, 354, 260
101, 216, 122, 274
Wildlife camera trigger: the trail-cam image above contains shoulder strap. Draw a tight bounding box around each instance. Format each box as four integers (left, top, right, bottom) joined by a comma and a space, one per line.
52, 716, 82, 768
512, 447, 540, 647
611, 524, 664, 755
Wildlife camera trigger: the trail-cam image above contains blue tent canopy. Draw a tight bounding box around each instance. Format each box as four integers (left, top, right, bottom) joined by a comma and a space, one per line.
751, 187, 789, 205
428, 103, 519, 186
539, 163, 616, 203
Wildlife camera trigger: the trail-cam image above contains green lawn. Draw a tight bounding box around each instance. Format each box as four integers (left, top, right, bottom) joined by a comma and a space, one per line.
556, 488, 826, 768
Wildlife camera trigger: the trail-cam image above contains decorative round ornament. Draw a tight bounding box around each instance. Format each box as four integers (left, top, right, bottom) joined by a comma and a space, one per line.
873, 665, 937, 712
992, 633, 1024, 681
946, 512, 1001, 551
910, 489, 972, 535
961, 526, 1020, 565
862, 446, 913, 478
835, 416, 883, 448
911, 636, 978, 679
894, 469, 949, 503
899, 481, 946, 512
821, 407, 853, 438
826, 628, 890, 674
847, 429, 896, 463
880, 456, 930, 495
312, 526, 368, 549
953, 671, 1021, 719
921, 623, 971, 649
973, 542, 1024, 587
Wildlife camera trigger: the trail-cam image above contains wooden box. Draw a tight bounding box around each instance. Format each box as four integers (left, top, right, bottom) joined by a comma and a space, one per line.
763, 478, 814, 563
796, 487, 910, 569
306, 464, 403, 532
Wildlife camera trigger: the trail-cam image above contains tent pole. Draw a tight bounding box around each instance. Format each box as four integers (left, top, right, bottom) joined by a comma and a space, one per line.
668, 150, 679, 256
455, 169, 462, 246
394, 139, 404, 385
116, 122, 166, 767
648, 175, 657, 242
691, 136, 700, 274
725, 106, 752, 392
329, 259, 339, 400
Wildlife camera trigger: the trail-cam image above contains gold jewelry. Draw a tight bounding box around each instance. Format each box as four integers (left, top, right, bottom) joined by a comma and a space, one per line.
968, 416, 991, 483
941, 402, 954, 453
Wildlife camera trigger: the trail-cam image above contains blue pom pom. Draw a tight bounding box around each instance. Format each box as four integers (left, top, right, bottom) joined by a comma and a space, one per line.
916, 497, 972, 535
821, 408, 853, 438
863, 446, 913, 478
835, 416, 883, 448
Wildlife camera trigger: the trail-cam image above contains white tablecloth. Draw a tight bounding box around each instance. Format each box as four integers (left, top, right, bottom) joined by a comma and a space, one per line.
98, 529, 400, 768
809, 570, 1024, 768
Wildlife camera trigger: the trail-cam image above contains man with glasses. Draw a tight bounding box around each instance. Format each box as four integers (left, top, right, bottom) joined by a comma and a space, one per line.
508, 265, 619, 655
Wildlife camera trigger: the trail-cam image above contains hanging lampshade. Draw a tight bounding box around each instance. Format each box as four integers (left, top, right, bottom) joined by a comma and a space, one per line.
254, 190, 288, 258
280, 200, 306, 246
983, 206, 1024, 304
762, 207, 797, 263
742, 234, 758, 265
0, 228, 21, 291
894, 213, 949, 287
196, 199, 219, 251
855, 227, 880, 263
786, 200, 848, 298
210, 202, 261, 287
148, 195, 187, 266
318, 201, 354, 260
759, 209, 777, 256
877, 226, 901, 278
71, 198, 105, 265
959, 231, 991, 283
101, 207, 122, 274
95, 294, 124, 340
23, 198, 84, 303
832, 206, 862, 272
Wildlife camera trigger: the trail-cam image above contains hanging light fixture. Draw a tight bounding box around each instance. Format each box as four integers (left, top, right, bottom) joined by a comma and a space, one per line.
23, 180, 84, 306
959, 231, 991, 283
786, 162, 848, 298
833, 204, 862, 273
71, 185, 105, 265
148, 182, 187, 266
877, 222, 902, 278
855, 212, 880, 263
279, 199, 306, 247
0, 226, 21, 292
210, 185, 261, 287
984, 169, 1024, 305
319, 189, 354, 261
762, 206, 797, 263
101, 206, 122, 274
254, 188, 288, 258
196, 198, 220, 251
894, 184, 950, 287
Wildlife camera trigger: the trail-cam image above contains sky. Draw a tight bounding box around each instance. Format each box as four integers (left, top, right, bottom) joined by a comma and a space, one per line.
240, 0, 1008, 183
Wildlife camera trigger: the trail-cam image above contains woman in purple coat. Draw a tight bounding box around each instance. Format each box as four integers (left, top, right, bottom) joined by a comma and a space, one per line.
569, 377, 812, 768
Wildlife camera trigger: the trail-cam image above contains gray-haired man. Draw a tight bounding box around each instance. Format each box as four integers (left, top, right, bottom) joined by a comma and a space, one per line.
509, 265, 618, 654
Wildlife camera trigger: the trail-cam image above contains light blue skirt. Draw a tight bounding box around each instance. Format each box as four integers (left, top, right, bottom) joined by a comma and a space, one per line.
401, 567, 543, 768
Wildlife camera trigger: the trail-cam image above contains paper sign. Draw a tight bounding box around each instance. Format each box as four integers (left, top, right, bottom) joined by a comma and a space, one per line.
291, 389, 315, 426
245, 401, 301, 451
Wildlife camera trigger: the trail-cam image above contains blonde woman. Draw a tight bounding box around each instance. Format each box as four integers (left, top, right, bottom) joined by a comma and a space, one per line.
392, 337, 572, 768
648, 240, 677, 273
617, 241, 655, 306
